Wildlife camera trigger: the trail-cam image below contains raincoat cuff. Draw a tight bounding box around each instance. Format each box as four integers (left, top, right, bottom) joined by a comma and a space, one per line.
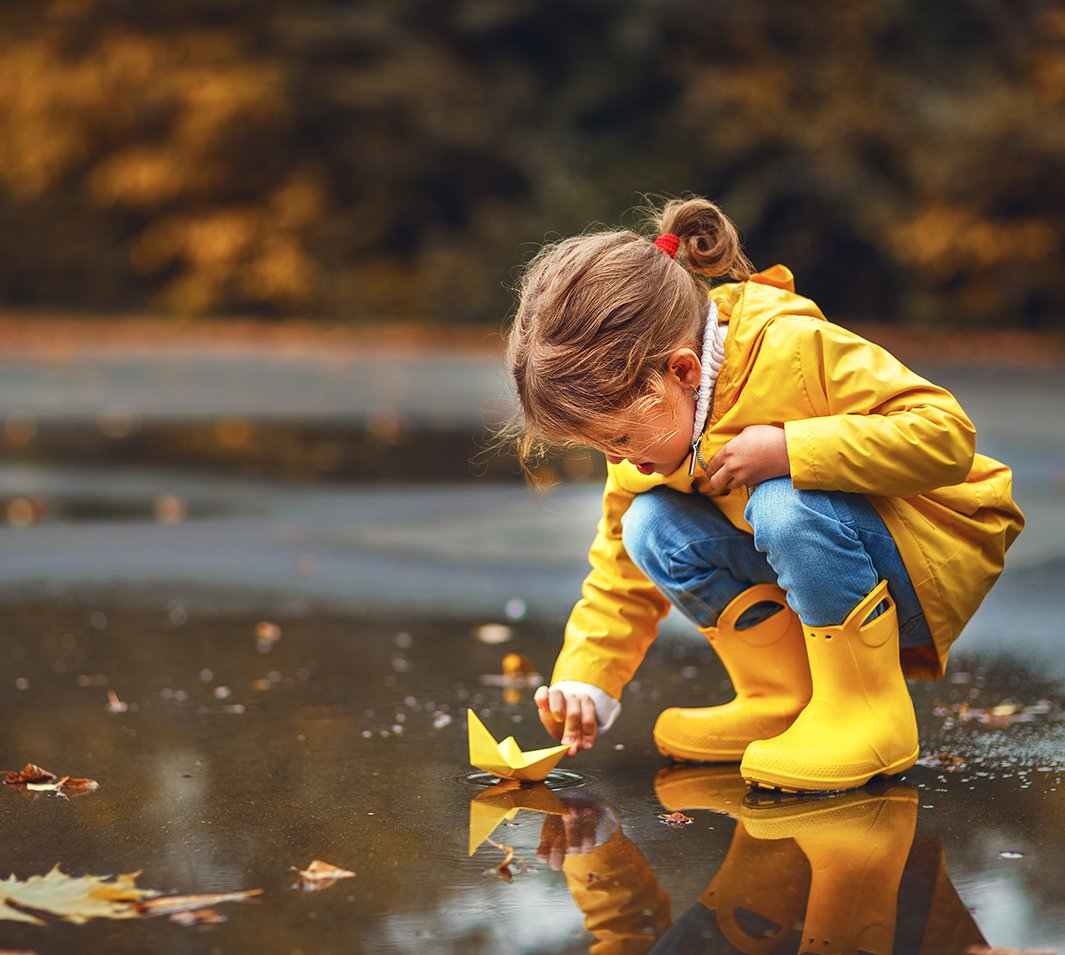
549, 681, 621, 733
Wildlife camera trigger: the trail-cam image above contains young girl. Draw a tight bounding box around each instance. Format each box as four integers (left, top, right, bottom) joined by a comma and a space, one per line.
506, 196, 1024, 792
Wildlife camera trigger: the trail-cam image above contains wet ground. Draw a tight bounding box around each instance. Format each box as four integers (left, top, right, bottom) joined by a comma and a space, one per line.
2, 335, 1064, 954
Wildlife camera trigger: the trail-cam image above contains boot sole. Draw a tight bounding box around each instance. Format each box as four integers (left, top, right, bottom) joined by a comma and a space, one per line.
654, 734, 746, 764
741, 744, 920, 793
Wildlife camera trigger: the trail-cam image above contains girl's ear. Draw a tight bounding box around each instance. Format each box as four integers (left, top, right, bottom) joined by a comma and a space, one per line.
667, 348, 702, 390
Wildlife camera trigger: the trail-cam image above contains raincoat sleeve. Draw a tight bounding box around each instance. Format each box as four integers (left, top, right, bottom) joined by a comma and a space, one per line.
551, 466, 672, 701
783, 322, 977, 497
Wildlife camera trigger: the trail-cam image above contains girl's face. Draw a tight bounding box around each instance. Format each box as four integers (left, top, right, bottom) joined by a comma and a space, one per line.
586, 356, 699, 475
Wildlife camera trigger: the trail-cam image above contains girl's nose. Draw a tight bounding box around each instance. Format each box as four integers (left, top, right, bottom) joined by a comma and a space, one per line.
605, 454, 624, 466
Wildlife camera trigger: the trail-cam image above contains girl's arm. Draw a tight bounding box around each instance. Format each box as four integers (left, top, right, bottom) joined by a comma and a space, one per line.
784, 322, 977, 497
541, 467, 672, 752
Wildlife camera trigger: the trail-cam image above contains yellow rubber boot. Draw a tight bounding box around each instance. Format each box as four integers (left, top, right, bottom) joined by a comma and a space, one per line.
741, 580, 919, 792
653, 584, 812, 762
742, 785, 919, 955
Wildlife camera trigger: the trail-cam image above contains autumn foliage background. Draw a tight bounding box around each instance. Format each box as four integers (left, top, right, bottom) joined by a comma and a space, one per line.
1, 0, 1063, 329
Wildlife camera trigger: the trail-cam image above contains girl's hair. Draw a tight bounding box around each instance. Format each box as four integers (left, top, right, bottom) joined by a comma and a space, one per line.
505, 196, 752, 468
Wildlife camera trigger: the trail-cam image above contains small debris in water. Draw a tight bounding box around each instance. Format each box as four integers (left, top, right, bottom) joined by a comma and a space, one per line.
998, 850, 1025, 859
484, 840, 518, 882
294, 859, 356, 892
3, 763, 99, 799
136, 888, 263, 918
106, 689, 128, 714
917, 751, 967, 770
432, 712, 452, 729
932, 698, 1056, 727
393, 631, 414, 649
657, 811, 694, 829
475, 623, 513, 645
170, 908, 227, 926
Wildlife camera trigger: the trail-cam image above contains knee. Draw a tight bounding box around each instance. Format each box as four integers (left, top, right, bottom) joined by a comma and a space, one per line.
745, 478, 808, 555
621, 488, 681, 576
621, 490, 660, 573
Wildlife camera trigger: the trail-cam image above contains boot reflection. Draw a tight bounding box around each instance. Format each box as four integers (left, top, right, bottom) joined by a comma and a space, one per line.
653, 765, 808, 954
743, 784, 917, 954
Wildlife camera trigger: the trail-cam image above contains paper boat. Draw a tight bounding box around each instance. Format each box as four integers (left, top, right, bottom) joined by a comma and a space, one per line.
467, 710, 568, 782
468, 779, 565, 854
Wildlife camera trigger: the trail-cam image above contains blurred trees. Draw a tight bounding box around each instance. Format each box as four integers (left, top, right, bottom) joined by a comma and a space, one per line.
0, 0, 1062, 327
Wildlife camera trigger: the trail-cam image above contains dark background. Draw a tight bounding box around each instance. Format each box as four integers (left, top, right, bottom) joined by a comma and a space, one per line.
1, 0, 1063, 329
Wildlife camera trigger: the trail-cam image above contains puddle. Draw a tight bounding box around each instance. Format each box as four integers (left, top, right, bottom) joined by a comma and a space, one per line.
2, 595, 1064, 954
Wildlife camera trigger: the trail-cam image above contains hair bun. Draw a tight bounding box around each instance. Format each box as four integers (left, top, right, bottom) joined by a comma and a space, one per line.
658, 197, 752, 280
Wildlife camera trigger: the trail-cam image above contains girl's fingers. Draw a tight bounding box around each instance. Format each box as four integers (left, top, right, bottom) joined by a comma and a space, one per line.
548, 686, 567, 721
562, 696, 584, 754
580, 695, 597, 750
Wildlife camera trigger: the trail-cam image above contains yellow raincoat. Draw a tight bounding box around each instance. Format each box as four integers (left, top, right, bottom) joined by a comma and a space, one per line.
552, 266, 1024, 697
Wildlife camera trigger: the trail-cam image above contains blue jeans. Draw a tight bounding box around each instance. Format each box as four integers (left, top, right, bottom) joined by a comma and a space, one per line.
621, 479, 932, 649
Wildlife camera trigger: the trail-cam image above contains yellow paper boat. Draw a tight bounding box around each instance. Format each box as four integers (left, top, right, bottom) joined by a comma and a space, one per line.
467, 710, 568, 782
468, 779, 565, 854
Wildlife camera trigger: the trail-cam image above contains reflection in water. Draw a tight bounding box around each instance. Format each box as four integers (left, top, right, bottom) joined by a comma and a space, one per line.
472, 769, 991, 954
469, 780, 671, 953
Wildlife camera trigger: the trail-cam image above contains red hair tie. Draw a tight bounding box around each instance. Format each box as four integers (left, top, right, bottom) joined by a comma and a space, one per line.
653, 234, 680, 259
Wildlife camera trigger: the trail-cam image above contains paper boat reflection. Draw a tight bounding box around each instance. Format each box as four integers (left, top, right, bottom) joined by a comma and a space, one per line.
468, 779, 565, 854
467, 710, 568, 782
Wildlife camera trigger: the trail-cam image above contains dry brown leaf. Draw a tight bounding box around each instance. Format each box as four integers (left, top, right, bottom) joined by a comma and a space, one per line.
3, 764, 56, 786
0, 866, 153, 924
657, 811, 694, 829
295, 859, 355, 891
135, 888, 262, 917
3, 764, 98, 798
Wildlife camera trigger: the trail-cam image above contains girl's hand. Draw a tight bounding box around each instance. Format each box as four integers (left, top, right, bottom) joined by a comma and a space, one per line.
534, 685, 598, 757
707, 425, 790, 491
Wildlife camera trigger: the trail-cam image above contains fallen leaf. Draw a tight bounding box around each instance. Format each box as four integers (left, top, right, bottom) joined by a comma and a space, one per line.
135, 888, 262, 917
657, 811, 694, 829
0, 866, 154, 924
3, 764, 56, 786
3, 765, 98, 798
294, 859, 356, 892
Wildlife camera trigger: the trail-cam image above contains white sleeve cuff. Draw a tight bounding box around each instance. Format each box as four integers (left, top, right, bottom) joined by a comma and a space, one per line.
548, 681, 622, 733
